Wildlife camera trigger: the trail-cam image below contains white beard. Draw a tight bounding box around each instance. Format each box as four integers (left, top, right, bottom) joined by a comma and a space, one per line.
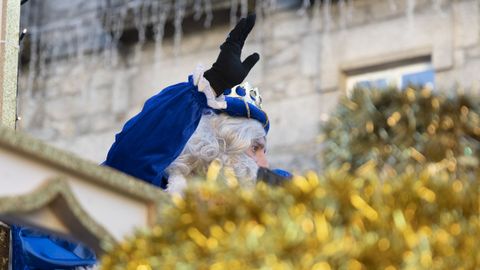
166, 174, 188, 196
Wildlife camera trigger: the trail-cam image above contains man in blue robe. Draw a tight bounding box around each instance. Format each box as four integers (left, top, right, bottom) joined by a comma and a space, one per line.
104, 14, 291, 193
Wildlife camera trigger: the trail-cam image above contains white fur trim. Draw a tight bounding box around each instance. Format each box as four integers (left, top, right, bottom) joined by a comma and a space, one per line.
166, 174, 188, 196
193, 65, 227, 110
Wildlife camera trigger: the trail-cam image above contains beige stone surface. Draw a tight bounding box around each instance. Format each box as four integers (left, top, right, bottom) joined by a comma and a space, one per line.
16, 0, 480, 173
452, 0, 479, 48
0, 0, 20, 129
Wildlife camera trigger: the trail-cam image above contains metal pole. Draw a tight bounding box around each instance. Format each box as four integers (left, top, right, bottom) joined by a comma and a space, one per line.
0, 0, 20, 129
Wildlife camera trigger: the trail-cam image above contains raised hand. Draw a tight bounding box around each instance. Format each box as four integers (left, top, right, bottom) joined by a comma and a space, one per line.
204, 14, 260, 96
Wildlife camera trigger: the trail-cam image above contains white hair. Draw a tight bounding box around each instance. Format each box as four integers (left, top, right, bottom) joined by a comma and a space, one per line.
165, 112, 266, 194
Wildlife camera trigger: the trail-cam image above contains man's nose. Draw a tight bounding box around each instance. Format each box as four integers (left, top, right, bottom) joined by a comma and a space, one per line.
256, 152, 269, 168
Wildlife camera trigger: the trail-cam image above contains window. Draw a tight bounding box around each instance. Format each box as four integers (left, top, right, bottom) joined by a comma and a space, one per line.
345, 61, 435, 96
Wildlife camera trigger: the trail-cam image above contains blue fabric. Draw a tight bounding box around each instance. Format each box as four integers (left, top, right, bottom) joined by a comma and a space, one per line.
272, 169, 293, 178
215, 97, 270, 133
104, 76, 208, 187
11, 225, 96, 270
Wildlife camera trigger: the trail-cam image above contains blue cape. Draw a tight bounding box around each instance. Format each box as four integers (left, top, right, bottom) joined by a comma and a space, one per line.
11, 225, 96, 270
104, 76, 208, 187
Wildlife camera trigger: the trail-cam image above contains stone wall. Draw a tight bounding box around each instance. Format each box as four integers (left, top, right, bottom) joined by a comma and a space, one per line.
17, 0, 480, 173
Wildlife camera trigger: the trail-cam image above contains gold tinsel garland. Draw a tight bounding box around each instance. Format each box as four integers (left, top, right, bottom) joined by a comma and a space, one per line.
100, 163, 480, 270
322, 87, 480, 175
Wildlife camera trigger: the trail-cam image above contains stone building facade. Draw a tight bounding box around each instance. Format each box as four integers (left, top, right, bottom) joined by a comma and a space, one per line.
16, 0, 480, 173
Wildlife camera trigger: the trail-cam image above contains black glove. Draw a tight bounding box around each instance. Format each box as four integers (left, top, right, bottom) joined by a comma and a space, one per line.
257, 167, 292, 186
204, 14, 260, 96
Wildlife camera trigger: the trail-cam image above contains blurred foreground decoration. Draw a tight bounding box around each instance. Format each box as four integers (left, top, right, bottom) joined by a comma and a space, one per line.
322, 87, 480, 177
101, 86, 480, 269
101, 166, 480, 269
